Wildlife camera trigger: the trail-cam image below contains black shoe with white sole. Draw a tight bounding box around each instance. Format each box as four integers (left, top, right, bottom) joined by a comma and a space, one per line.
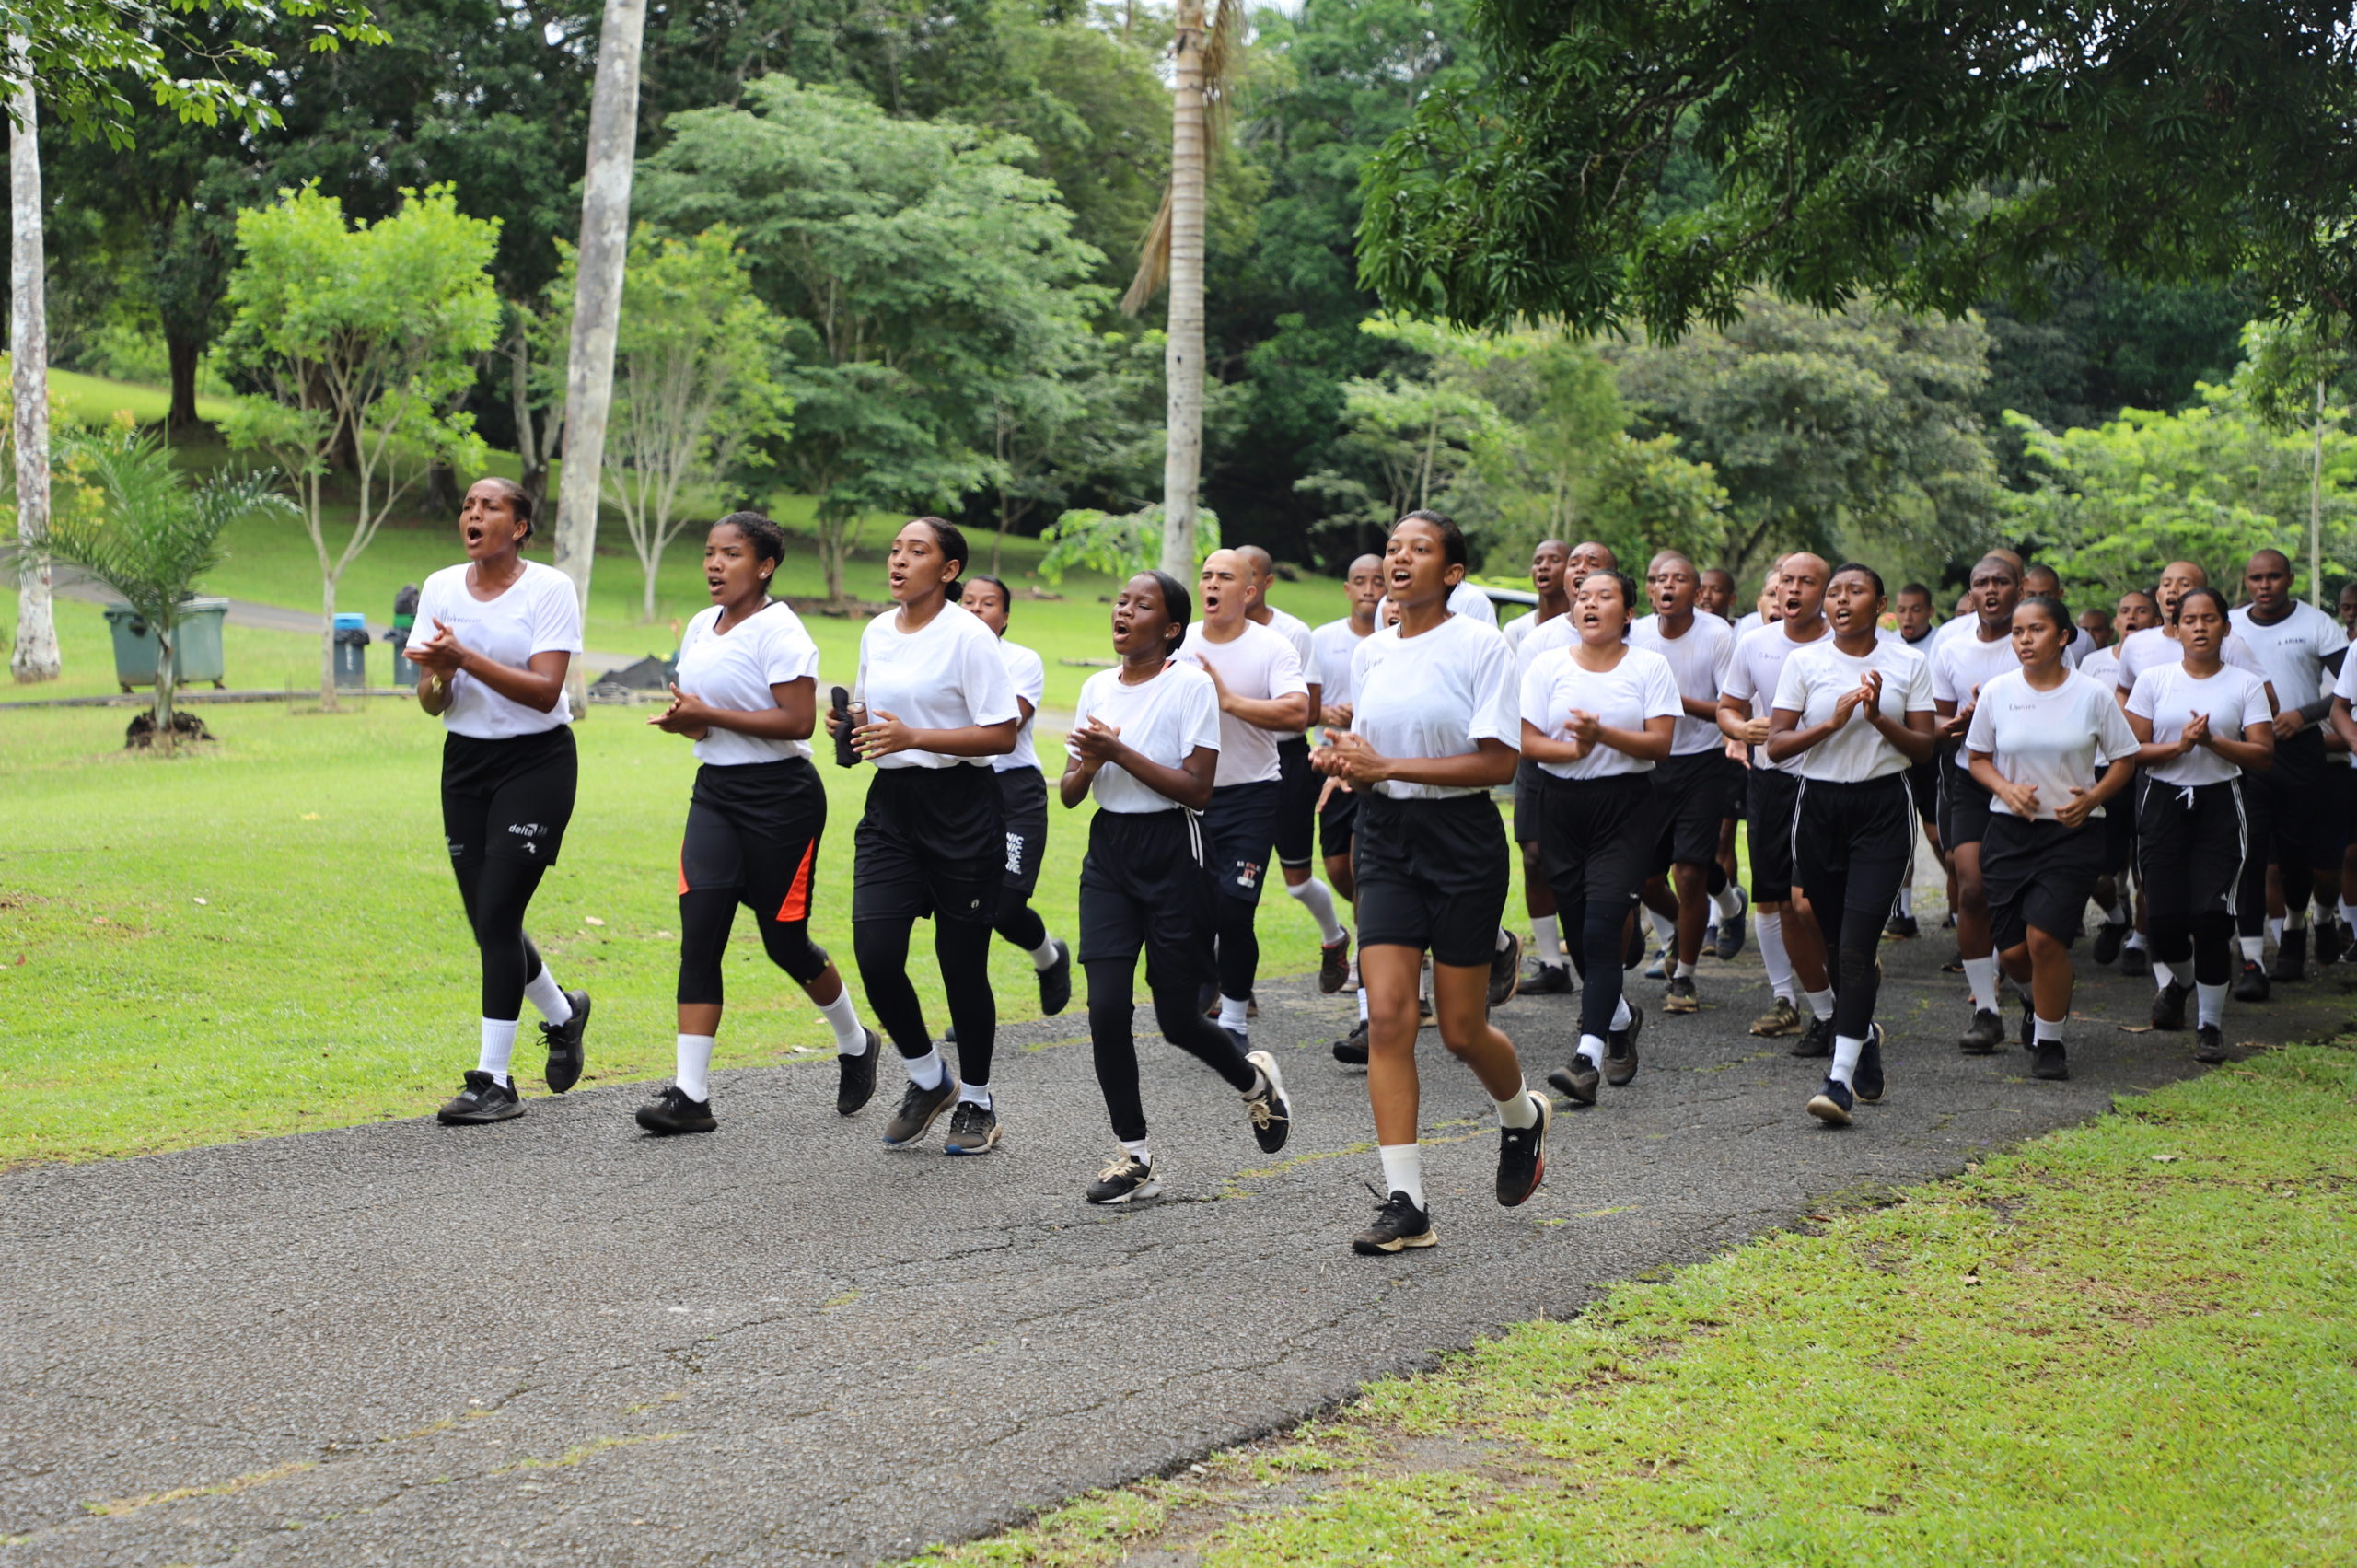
634, 1085, 716, 1136
1086, 1152, 1161, 1205
1244, 1050, 1292, 1155
437, 1070, 523, 1125
1352, 1189, 1437, 1255
540, 990, 591, 1094
836, 1029, 881, 1116
1495, 1092, 1550, 1207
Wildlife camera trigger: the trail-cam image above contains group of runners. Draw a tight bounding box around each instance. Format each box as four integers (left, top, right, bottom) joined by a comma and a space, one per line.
404, 474, 2336, 1256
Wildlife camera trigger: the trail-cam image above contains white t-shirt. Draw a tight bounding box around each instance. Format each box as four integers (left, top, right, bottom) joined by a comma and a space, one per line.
406, 560, 583, 739
1067, 662, 1221, 815
1260, 606, 1319, 686
674, 601, 821, 766
1965, 668, 2139, 820
2127, 662, 2273, 787
1631, 612, 1735, 755
1520, 645, 1681, 781
1722, 621, 1829, 775
1312, 617, 1372, 717
1349, 613, 1518, 800
1178, 619, 1307, 787
2077, 646, 2120, 696
1931, 628, 2026, 770
1733, 610, 1765, 640
992, 639, 1047, 774
1501, 609, 1566, 661
2115, 625, 2271, 701
1447, 580, 1499, 626
2232, 602, 2345, 723
1771, 638, 1933, 783
853, 600, 1020, 771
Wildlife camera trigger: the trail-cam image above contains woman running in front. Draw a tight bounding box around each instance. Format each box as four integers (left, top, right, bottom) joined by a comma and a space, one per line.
1062, 571, 1295, 1204
637, 513, 880, 1135
960, 575, 1074, 1020
2124, 586, 2276, 1063
403, 478, 591, 1125
1766, 564, 1937, 1127
827, 518, 1020, 1153
1516, 568, 1678, 1107
1963, 593, 2139, 1083
1315, 512, 1550, 1255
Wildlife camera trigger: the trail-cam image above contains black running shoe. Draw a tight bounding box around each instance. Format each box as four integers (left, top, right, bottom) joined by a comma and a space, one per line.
2031, 1040, 2069, 1080
634, 1085, 716, 1136
882, 1071, 959, 1146
1332, 1019, 1369, 1065
1243, 1050, 1292, 1155
2151, 980, 2189, 1031
1957, 1008, 2003, 1055
1352, 1189, 1437, 1254
1319, 934, 1352, 994
1663, 975, 1700, 1014
2092, 920, 2126, 966
1039, 938, 1073, 1016
1791, 1014, 1833, 1059
437, 1070, 522, 1125
2233, 959, 2270, 1003
1605, 1005, 1643, 1087
2318, 920, 2348, 967
944, 1098, 1001, 1156
2119, 940, 2149, 978
2270, 929, 2305, 983
1548, 1053, 1600, 1107
1852, 1025, 1886, 1103
1884, 911, 1919, 940
2194, 1023, 2229, 1063
836, 1029, 881, 1117
1714, 889, 1748, 960
1489, 931, 1523, 1008
1805, 1076, 1854, 1127
2018, 994, 2035, 1051
1522, 960, 1573, 995
1495, 1092, 1551, 1207
1086, 1151, 1160, 1205
540, 990, 591, 1095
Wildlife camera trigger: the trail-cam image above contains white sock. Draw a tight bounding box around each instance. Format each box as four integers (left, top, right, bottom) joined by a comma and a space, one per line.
2196, 983, 2226, 1028
1578, 1033, 1607, 1065
905, 1048, 946, 1090
1120, 1136, 1151, 1165
1758, 910, 1796, 1001
1378, 1143, 1425, 1208
1028, 933, 1063, 972
2288, 908, 2309, 932
2101, 900, 2130, 927
1218, 994, 1250, 1033
1710, 885, 1742, 922
2342, 900, 2357, 930
1963, 956, 2001, 1016
1357, 987, 1369, 1021
1673, 960, 1696, 980
523, 968, 572, 1027
1531, 913, 1564, 968
1419, 963, 1431, 1001
1611, 994, 1632, 1029
477, 1017, 518, 1086
1495, 926, 1515, 952
2267, 916, 2285, 947
2124, 931, 2148, 953
1493, 1085, 1538, 1129
1289, 878, 1346, 944
1829, 1034, 1864, 1086
1805, 986, 1835, 1022
2034, 1013, 2063, 1044
675, 1033, 715, 1101
958, 1078, 992, 1109
2239, 935, 2263, 963
2153, 959, 2193, 990
1896, 888, 1914, 917
1649, 908, 1677, 945
820, 989, 868, 1053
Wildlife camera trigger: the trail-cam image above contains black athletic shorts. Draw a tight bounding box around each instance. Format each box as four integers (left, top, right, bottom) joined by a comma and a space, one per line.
1353, 791, 1511, 968
2136, 774, 2249, 919
442, 726, 576, 872
1904, 753, 1939, 829
1981, 811, 2107, 950
1511, 756, 1546, 843
1937, 750, 1993, 850
1745, 767, 1801, 903
994, 766, 1050, 898
1273, 736, 1318, 869
1648, 751, 1724, 872
1318, 779, 1359, 861
1724, 753, 1749, 822
1537, 771, 1660, 913
852, 763, 1004, 924
2104, 790, 2136, 875
1076, 807, 1217, 993
2261, 729, 2343, 874
2334, 761, 2357, 858
1202, 779, 1281, 905
679, 758, 826, 923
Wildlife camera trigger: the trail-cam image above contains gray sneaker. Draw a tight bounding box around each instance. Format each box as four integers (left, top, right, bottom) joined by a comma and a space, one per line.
943, 1098, 1001, 1156
882, 1071, 960, 1146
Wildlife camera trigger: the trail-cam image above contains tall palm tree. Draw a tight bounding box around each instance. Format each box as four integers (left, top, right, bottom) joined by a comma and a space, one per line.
9, 41, 58, 684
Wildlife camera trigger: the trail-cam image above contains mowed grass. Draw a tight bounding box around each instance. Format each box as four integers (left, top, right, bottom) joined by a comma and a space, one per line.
914, 1043, 2357, 1567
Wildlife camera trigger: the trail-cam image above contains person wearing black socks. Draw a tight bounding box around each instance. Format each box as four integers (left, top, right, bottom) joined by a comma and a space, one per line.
1063, 571, 1295, 1204
638, 514, 880, 1134
406, 478, 591, 1126
828, 517, 1020, 1154
959, 575, 1074, 1017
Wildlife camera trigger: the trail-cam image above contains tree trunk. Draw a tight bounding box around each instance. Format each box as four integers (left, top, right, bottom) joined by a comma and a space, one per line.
166, 332, 203, 436
642, 556, 658, 622
152, 621, 177, 756
552, 0, 649, 716
319, 574, 339, 711
2312, 379, 2326, 610
1155, 0, 1207, 579
8, 42, 58, 685
509, 330, 553, 525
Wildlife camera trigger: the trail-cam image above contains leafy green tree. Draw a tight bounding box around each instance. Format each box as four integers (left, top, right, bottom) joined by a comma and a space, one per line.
218, 184, 500, 704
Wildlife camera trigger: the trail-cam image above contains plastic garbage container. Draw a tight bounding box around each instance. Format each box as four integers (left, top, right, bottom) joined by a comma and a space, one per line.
332, 612, 371, 691
390, 584, 421, 686
101, 598, 229, 692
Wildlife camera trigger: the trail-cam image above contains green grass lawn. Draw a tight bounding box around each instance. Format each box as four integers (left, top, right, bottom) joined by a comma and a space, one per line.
915, 1042, 2357, 1567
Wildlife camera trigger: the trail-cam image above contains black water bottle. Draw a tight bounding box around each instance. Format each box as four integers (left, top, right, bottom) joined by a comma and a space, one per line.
832, 686, 863, 768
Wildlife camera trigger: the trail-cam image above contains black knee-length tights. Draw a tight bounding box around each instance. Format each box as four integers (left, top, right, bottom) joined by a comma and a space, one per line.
1086, 958, 1258, 1143
453, 855, 549, 1022
854, 915, 997, 1086
677, 887, 829, 1005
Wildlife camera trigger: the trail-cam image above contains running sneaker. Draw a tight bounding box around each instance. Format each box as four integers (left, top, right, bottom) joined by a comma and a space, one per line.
540, 989, 591, 1095
2270, 930, 2305, 983
634, 1085, 716, 1136
2233, 959, 2270, 1003
1663, 975, 1700, 1014
1039, 938, 1074, 1016
1319, 934, 1353, 994
1352, 1189, 1438, 1254
2030, 1040, 2069, 1080
1852, 1025, 1886, 1103
1332, 1019, 1369, 1065
1086, 1151, 1161, 1205
1495, 1091, 1551, 1207
2194, 1023, 2229, 1064
1957, 1008, 2004, 1055
2092, 920, 2126, 966
1791, 1014, 1833, 1059
1714, 889, 1748, 960
436, 1070, 523, 1125
1547, 1053, 1600, 1107
1488, 932, 1523, 1008
1522, 960, 1573, 995
1883, 911, 1920, 940
2119, 941, 2149, 978
1643, 944, 1670, 981
944, 1098, 1001, 1156
1749, 995, 1804, 1038
836, 1029, 881, 1117
1805, 1076, 1855, 1127
882, 1071, 960, 1146
2318, 920, 2348, 966
1243, 1050, 1292, 1155
2151, 981, 2190, 1031
1605, 1005, 1643, 1086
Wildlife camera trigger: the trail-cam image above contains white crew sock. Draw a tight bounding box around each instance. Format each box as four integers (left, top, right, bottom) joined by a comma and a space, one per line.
1805, 986, 1835, 1022
2239, 934, 2264, 963
2288, 908, 2309, 932
821, 989, 868, 1054
1492, 1085, 1538, 1129
1578, 1033, 1607, 1066
1962, 956, 2001, 1016
2342, 899, 2357, 931
523, 968, 572, 1027
2267, 916, 2285, 947
1120, 1136, 1151, 1165
1673, 960, 1696, 980
1531, 913, 1565, 968
2034, 1013, 2064, 1044
1829, 1033, 1864, 1086
1649, 908, 1677, 946
1495, 926, 1515, 952
904, 1047, 946, 1090
2101, 900, 2131, 926
958, 1078, 993, 1109
1710, 885, 1743, 922
1378, 1143, 1425, 1208
477, 1017, 518, 1086
1758, 910, 1796, 1002
1028, 933, 1063, 971
1289, 877, 1346, 945
1611, 994, 1632, 1029
1356, 987, 1369, 1021
2123, 931, 2149, 954
2196, 983, 2226, 1028
1896, 888, 1914, 917
2153, 958, 2194, 990
675, 1033, 715, 1101
1218, 994, 1250, 1034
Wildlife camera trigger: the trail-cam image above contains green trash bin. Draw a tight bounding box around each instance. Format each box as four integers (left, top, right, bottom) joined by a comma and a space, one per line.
102, 598, 230, 693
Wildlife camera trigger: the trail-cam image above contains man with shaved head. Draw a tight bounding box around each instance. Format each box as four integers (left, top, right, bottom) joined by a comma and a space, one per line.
2234, 547, 2349, 981
1932, 553, 2028, 1052
1698, 567, 1736, 621
1317, 552, 1387, 1061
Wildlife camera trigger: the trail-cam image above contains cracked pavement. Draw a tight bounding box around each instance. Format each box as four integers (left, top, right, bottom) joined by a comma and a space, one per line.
6, 914, 2353, 1566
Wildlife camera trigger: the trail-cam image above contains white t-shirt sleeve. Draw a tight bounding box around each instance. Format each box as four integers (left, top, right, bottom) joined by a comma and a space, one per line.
1770, 652, 1808, 714
2093, 687, 2139, 761
962, 625, 1021, 727
2236, 675, 2273, 734
1517, 653, 1556, 737
1269, 638, 1309, 701
761, 611, 819, 686
1963, 693, 1995, 755
528, 570, 585, 656
1930, 645, 1959, 706
1896, 651, 1934, 712
1722, 640, 1757, 705
2125, 677, 2156, 726
1180, 669, 1224, 753
1642, 655, 1683, 722
1470, 632, 1518, 746
1066, 673, 1099, 756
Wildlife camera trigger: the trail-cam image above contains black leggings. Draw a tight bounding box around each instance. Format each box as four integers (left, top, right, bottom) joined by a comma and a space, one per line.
453, 855, 550, 1022
1794, 776, 1911, 1042
1086, 958, 1257, 1143
994, 897, 1048, 954
1557, 891, 1628, 1043
678, 887, 829, 1005
2152, 910, 2235, 985
1213, 898, 1259, 1001
854, 916, 997, 1086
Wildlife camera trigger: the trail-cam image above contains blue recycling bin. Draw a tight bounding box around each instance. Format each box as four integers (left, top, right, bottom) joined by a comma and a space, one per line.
331, 611, 371, 690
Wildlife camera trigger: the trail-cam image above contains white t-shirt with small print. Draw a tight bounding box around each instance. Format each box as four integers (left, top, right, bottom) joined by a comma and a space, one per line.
675, 601, 822, 766
2127, 663, 2273, 787
1965, 668, 2139, 820
1068, 661, 1222, 814
2231, 602, 2345, 723
1178, 619, 1308, 787
992, 638, 1047, 774
407, 560, 583, 739
1520, 645, 1682, 781
1771, 638, 1933, 783
2115, 625, 2271, 702
854, 600, 1021, 771
1350, 613, 1518, 800
1931, 628, 2027, 771
1631, 612, 1735, 756
1722, 621, 1829, 775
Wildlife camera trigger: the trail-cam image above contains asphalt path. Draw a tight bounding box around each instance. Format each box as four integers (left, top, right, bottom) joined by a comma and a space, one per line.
6, 904, 2353, 1566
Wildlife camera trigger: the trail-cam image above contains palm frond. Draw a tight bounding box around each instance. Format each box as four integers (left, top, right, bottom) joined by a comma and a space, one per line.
1120, 0, 1241, 319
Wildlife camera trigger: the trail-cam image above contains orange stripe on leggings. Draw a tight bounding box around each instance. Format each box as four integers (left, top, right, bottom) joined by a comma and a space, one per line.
678, 850, 689, 897
778, 839, 818, 923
